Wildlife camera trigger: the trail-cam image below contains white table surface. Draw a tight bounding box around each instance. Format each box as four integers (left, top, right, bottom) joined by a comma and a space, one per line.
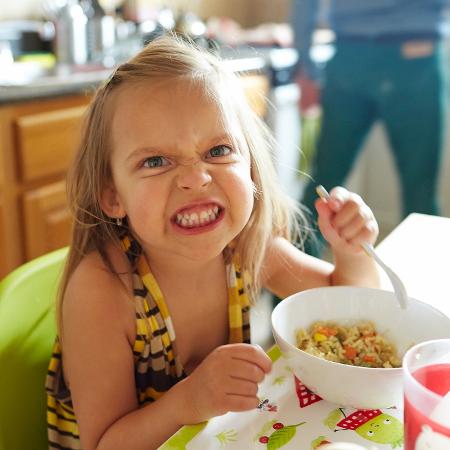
376, 213, 450, 318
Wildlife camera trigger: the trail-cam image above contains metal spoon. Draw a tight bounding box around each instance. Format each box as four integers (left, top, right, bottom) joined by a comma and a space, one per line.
315, 185, 408, 309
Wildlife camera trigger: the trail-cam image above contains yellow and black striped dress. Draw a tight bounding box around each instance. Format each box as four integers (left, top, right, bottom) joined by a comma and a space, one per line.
46, 234, 251, 449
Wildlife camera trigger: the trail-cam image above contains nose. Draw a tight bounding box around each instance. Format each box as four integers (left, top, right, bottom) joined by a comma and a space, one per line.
176, 161, 212, 190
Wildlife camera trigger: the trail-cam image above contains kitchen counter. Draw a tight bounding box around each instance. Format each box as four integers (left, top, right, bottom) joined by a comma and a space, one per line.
0, 66, 113, 104
0, 45, 273, 104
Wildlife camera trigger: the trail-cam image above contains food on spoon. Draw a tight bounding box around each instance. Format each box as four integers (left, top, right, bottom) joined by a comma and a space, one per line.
296, 321, 401, 368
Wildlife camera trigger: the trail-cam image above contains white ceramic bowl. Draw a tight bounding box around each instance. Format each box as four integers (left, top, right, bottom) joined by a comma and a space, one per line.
271, 286, 450, 409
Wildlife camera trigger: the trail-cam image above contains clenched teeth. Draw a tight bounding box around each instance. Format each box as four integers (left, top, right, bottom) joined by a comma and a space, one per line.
176, 206, 220, 227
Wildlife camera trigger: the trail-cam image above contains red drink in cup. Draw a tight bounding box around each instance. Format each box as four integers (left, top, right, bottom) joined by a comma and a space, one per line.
403, 340, 450, 450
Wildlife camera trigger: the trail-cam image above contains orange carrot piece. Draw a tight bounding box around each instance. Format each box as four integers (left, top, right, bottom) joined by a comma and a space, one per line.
344, 346, 358, 360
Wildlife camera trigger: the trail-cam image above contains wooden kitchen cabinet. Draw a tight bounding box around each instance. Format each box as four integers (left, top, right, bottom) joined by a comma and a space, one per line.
0, 132, 6, 276
0, 199, 8, 277
0, 73, 268, 278
241, 74, 269, 118
16, 105, 86, 183
0, 94, 90, 278
22, 180, 71, 260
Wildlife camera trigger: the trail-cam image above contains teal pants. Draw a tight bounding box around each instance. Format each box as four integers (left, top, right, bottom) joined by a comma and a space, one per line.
302, 39, 446, 255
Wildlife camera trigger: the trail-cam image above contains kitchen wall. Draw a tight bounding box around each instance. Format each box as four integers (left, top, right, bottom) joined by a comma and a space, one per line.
0, 0, 42, 19
0, 0, 291, 26
193, 0, 291, 27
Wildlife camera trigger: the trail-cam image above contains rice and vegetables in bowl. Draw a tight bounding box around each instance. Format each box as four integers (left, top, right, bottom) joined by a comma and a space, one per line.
296, 320, 401, 368
296, 321, 402, 368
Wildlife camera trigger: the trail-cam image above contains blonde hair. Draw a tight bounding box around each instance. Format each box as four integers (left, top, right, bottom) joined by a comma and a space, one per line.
57, 34, 305, 336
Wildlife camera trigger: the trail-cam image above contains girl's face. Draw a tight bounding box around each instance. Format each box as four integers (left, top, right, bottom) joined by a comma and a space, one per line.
103, 79, 254, 264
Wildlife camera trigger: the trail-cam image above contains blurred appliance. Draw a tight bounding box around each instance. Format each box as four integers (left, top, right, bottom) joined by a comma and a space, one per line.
0, 20, 54, 58
82, 0, 116, 64
264, 47, 302, 199
54, 0, 88, 65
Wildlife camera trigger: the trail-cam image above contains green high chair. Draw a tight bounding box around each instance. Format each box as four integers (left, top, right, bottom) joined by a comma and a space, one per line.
0, 247, 68, 450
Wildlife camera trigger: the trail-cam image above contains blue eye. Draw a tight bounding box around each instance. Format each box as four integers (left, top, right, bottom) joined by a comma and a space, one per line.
208, 145, 232, 158
143, 156, 168, 168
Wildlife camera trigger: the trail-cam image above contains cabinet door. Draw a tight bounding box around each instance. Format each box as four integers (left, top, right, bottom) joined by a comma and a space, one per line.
15, 105, 87, 183
22, 180, 72, 260
0, 199, 8, 278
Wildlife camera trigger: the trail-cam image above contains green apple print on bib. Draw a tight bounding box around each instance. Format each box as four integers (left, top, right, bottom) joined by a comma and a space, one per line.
353, 413, 403, 448
328, 408, 403, 448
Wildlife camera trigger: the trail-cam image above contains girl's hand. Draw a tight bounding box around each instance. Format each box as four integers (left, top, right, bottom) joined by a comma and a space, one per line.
175, 343, 272, 424
315, 186, 379, 254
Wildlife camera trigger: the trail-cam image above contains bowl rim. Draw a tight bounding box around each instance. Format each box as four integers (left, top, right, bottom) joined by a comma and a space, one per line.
271, 285, 450, 372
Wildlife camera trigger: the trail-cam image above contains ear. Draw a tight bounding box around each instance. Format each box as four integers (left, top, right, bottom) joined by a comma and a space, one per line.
100, 183, 125, 219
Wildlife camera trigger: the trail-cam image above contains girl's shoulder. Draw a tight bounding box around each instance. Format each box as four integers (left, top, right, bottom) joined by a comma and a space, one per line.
62, 243, 136, 344
68, 243, 133, 295
72, 240, 133, 287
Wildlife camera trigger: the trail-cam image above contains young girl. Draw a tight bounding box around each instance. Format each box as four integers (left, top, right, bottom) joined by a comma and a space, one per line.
46, 35, 380, 450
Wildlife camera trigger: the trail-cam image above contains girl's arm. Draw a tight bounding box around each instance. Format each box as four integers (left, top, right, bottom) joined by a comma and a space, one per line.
63, 253, 271, 450
62, 254, 183, 450
262, 187, 380, 298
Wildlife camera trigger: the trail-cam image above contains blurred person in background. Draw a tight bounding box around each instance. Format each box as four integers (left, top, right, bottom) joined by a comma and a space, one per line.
293, 0, 450, 255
